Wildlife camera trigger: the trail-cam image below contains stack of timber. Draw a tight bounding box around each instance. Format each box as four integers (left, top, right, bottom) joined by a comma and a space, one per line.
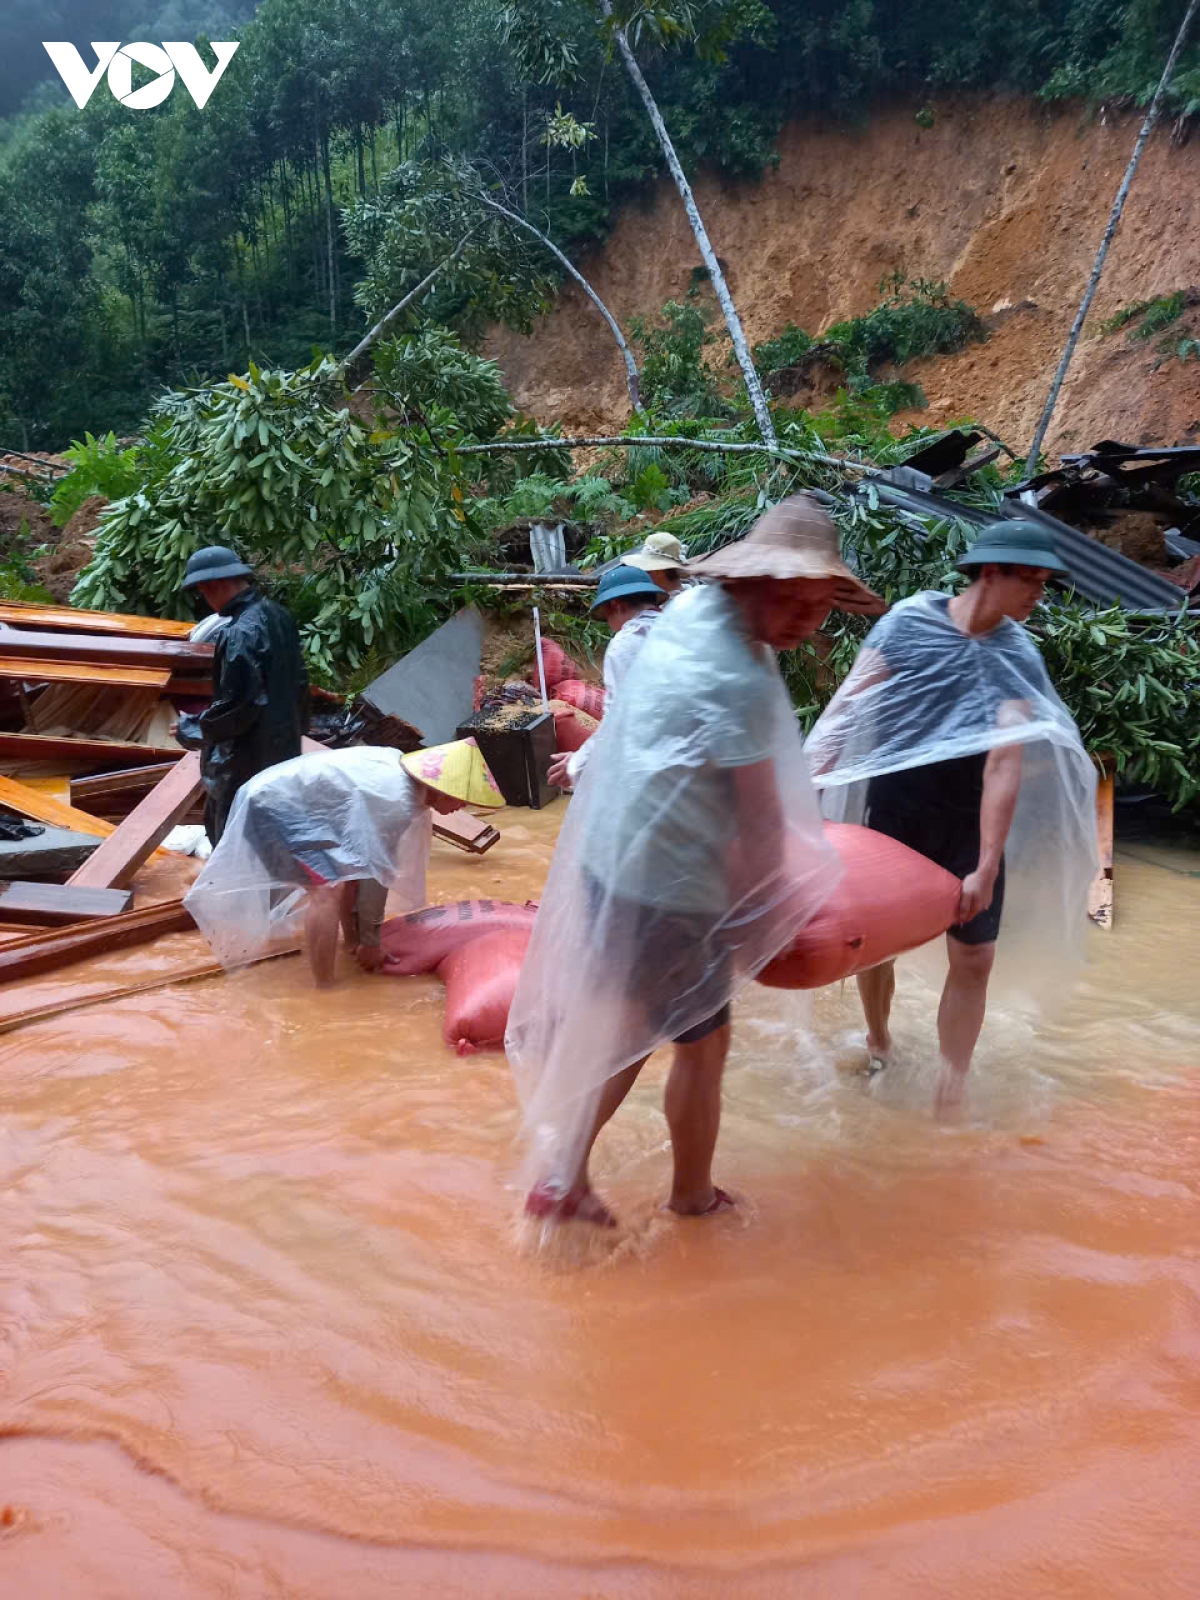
0, 600, 211, 987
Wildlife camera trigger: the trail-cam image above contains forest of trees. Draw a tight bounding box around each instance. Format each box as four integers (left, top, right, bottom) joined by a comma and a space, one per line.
2, 0, 1198, 451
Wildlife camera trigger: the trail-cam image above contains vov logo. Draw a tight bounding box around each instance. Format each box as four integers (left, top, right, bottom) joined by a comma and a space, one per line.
42, 42, 240, 111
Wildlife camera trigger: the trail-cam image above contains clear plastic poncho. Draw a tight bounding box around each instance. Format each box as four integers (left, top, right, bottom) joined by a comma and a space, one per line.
804, 592, 1098, 1005
506, 583, 842, 1192
185, 745, 431, 967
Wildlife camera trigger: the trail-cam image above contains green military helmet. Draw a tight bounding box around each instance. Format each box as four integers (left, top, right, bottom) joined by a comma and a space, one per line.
956, 519, 1070, 576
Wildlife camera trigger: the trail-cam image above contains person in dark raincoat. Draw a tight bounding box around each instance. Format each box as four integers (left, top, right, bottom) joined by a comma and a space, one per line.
175, 545, 310, 844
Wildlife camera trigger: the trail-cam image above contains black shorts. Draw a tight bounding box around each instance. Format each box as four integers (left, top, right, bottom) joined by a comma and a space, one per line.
584, 875, 733, 1043
864, 785, 1005, 947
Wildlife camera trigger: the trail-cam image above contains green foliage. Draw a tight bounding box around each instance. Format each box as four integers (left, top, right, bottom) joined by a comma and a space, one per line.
0, 502, 53, 602
1034, 603, 1199, 806
1098, 290, 1186, 340
50, 432, 142, 528
371, 327, 514, 437
752, 322, 813, 376
629, 299, 729, 418
73, 357, 477, 682
823, 274, 987, 381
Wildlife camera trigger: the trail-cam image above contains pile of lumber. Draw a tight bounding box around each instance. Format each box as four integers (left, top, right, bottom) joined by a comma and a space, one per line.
0, 600, 212, 984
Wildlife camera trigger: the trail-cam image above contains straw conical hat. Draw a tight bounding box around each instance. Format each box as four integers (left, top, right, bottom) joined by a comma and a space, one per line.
401, 738, 505, 808
690, 495, 884, 613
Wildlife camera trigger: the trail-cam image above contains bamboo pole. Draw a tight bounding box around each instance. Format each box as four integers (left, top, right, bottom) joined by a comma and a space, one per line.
1024, 0, 1200, 473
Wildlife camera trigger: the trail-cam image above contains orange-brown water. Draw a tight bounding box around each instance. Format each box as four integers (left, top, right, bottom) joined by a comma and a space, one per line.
3, 807, 1199, 1598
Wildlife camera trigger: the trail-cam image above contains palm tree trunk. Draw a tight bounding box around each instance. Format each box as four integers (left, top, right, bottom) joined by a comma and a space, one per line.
479, 194, 641, 412
598, 0, 774, 444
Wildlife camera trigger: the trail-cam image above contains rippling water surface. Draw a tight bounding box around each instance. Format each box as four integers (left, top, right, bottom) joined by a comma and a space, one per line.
3, 808, 1199, 1598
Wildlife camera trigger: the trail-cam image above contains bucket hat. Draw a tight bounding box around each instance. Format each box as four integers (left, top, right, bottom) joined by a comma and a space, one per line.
621, 531, 688, 572
589, 566, 666, 612
956, 519, 1070, 575
401, 737, 505, 808
181, 545, 254, 588
690, 495, 885, 613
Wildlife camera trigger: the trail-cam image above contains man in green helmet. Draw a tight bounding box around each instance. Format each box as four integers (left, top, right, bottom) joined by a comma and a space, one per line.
806, 520, 1096, 1113
175, 545, 310, 843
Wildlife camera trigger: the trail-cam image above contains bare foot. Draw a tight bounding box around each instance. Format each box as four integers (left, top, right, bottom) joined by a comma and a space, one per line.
667, 1185, 735, 1217
864, 1032, 892, 1073
524, 1182, 617, 1229
934, 1063, 968, 1119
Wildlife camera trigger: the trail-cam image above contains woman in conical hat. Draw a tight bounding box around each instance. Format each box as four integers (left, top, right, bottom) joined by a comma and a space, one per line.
186, 738, 502, 985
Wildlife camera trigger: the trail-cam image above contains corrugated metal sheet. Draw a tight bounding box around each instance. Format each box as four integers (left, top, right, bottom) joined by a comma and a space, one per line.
862, 480, 1187, 613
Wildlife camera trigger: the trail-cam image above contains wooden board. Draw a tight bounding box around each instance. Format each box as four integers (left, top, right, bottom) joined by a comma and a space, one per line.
0, 899, 194, 984
0, 657, 171, 691
0, 601, 195, 639
0, 774, 117, 839
433, 810, 501, 854
67, 751, 204, 890
1088, 770, 1115, 930
0, 733, 180, 770
0, 625, 212, 672
17, 775, 72, 801
70, 762, 179, 804
0, 881, 131, 926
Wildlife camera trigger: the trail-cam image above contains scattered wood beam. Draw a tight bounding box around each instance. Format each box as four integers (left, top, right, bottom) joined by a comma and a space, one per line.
0, 627, 212, 672
0, 732, 180, 769
0, 601, 195, 639
0, 898, 195, 984
70, 762, 179, 805
0, 774, 118, 839
67, 752, 204, 890
0, 881, 131, 926
0, 658, 172, 691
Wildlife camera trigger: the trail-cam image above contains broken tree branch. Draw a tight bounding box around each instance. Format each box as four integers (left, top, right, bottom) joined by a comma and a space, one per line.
335, 233, 474, 380
1024, 0, 1200, 474
455, 433, 875, 473
598, 0, 775, 447
478, 194, 642, 414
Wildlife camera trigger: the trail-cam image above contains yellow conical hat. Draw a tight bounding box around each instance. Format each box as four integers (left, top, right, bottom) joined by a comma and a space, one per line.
401, 737, 504, 808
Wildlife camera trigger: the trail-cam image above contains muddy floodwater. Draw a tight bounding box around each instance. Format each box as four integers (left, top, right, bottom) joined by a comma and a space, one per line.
3, 805, 1199, 1598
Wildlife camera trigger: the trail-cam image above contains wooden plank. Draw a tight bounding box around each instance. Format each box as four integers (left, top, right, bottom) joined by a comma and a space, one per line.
433, 811, 501, 854
0, 881, 131, 926
0, 626, 212, 672
0, 774, 117, 839
67, 751, 204, 890
0, 601, 195, 639
0, 732, 180, 770
0, 899, 194, 984
165, 677, 214, 698
1088, 769, 1115, 930
0, 657, 171, 691
70, 762, 179, 804
18, 775, 72, 801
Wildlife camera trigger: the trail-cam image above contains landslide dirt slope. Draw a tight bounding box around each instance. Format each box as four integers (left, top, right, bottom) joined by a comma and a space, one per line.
484, 94, 1200, 458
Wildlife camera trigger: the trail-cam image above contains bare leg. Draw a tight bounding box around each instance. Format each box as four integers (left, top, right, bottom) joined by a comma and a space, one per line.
856, 961, 896, 1063
339, 885, 358, 949
934, 937, 996, 1114
526, 1054, 650, 1226
665, 1022, 731, 1215
305, 883, 353, 986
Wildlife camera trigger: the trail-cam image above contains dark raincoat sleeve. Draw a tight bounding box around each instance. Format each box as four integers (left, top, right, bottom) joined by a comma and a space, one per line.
354, 880, 389, 947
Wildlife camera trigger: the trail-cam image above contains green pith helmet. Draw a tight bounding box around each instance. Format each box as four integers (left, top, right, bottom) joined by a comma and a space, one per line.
956, 520, 1070, 576
181, 545, 254, 588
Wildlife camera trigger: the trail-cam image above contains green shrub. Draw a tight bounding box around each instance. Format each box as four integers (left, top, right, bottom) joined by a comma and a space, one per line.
50, 432, 141, 528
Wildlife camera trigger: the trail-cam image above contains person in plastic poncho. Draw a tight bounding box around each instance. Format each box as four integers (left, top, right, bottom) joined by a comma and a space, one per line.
185, 738, 504, 985
547, 565, 664, 792
507, 497, 884, 1227
175, 545, 310, 845
806, 521, 1098, 1113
